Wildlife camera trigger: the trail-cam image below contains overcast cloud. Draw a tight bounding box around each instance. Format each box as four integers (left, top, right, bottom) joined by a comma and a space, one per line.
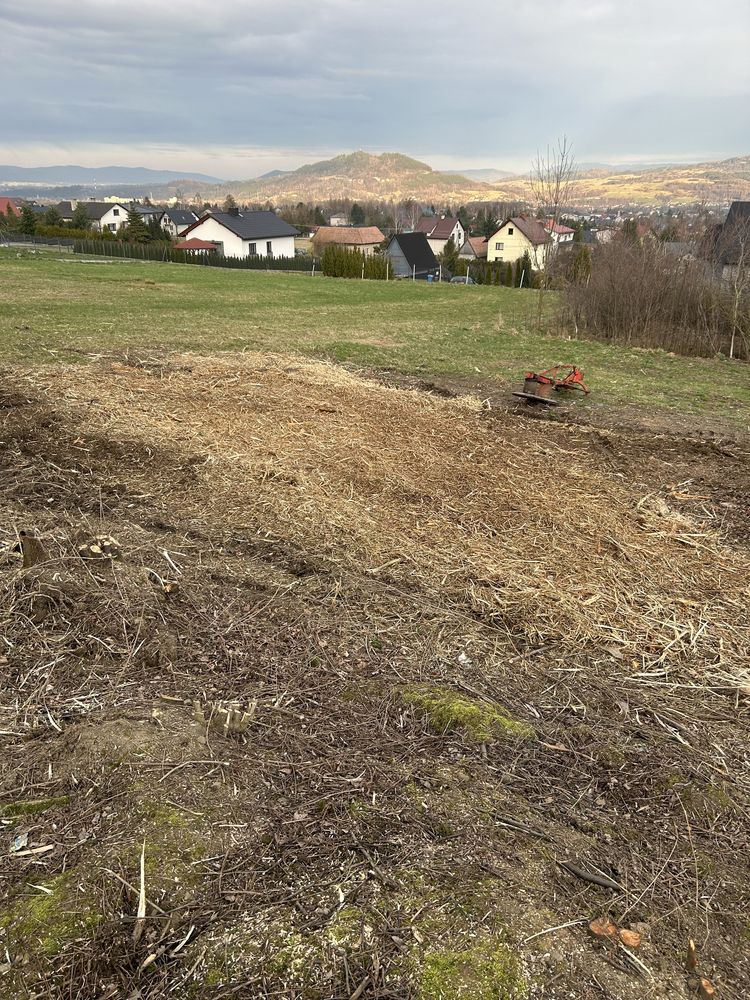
0, 0, 747, 177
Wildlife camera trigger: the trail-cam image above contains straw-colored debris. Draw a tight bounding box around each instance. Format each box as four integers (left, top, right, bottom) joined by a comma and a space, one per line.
1, 352, 748, 1000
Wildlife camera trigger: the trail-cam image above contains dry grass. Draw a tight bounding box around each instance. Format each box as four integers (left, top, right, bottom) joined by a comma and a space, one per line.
1, 353, 749, 999
34, 353, 749, 674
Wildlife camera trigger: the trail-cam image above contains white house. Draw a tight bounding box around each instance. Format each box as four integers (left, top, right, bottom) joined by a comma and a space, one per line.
162, 209, 199, 238
544, 220, 575, 244
180, 211, 299, 258
414, 216, 466, 256
486, 216, 552, 269
329, 214, 349, 227
56, 201, 130, 232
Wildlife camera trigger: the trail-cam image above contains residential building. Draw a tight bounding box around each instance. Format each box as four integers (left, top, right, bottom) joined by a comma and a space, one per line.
486, 216, 552, 268
544, 220, 575, 244
52, 200, 130, 232
173, 238, 218, 254
132, 204, 165, 227
180, 210, 298, 258
414, 215, 466, 256
0, 197, 20, 218
459, 236, 488, 260
162, 209, 199, 238
329, 214, 349, 227
312, 226, 385, 257
712, 200, 750, 284
384, 232, 439, 279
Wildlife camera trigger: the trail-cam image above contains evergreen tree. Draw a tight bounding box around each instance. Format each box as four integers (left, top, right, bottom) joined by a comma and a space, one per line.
19, 203, 37, 235
505, 261, 513, 286
71, 203, 90, 230
148, 215, 166, 241
43, 206, 63, 227
439, 236, 460, 275
123, 208, 151, 243
572, 245, 592, 283
314, 206, 326, 226
517, 251, 533, 287
222, 194, 238, 213
350, 203, 365, 225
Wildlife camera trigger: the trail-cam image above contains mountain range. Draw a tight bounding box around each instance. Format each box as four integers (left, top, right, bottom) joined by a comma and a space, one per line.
0, 164, 223, 185
1, 152, 748, 206
216, 151, 750, 207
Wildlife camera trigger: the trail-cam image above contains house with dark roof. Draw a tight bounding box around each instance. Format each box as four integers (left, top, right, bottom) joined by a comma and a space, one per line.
162, 209, 199, 238
180, 210, 299, 258
486, 216, 552, 269
414, 215, 466, 256
132, 204, 165, 227
384, 232, 439, 279
713, 201, 750, 283
312, 226, 385, 257
54, 200, 130, 232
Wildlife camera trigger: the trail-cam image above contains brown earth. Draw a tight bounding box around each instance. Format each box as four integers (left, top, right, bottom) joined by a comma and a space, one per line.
1, 354, 748, 1000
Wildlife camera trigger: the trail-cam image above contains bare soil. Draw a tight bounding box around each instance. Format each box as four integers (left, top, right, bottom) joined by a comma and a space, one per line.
1, 354, 748, 1000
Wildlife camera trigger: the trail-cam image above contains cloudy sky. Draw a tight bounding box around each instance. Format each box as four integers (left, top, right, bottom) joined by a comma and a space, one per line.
0, 0, 747, 178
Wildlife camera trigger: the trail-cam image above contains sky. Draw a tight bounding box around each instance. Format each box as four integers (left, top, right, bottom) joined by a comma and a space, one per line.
0, 0, 748, 179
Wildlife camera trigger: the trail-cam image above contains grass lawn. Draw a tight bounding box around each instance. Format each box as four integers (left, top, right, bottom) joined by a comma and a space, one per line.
1, 248, 749, 425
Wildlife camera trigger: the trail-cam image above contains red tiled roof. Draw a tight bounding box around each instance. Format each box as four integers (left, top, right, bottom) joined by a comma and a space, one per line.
414, 216, 461, 240
503, 216, 551, 246
0, 197, 20, 217
312, 226, 385, 247
462, 236, 488, 257
545, 220, 575, 235
174, 238, 218, 250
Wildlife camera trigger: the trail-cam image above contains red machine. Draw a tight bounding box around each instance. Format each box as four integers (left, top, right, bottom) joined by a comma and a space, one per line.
513, 365, 589, 406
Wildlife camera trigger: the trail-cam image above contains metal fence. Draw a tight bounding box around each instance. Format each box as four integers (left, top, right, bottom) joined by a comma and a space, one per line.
0, 232, 76, 248
73, 239, 320, 272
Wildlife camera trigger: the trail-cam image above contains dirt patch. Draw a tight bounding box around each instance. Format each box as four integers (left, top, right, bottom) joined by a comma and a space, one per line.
0, 354, 748, 999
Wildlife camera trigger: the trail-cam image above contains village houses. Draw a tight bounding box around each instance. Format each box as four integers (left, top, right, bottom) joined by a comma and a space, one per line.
180, 210, 298, 258
486, 216, 552, 269
414, 215, 466, 257
312, 226, 385, 257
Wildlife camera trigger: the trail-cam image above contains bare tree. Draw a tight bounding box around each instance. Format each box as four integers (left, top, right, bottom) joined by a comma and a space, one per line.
714, 213, 750, 359
530, 136, 578, 241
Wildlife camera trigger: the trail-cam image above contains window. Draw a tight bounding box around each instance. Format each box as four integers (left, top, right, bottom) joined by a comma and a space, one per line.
495, 242, 504, 250
508, 227, 514, 235
113, 208, 119, 216
266, 241, 272, 256
107, 223, 116, 232
248, 242, 257, 255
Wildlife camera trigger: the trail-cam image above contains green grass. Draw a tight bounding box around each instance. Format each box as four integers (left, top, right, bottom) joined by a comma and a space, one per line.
1, 249, 749, 425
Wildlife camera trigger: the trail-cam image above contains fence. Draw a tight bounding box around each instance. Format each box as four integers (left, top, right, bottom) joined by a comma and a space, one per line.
0, 233, 76, 248
72, 239, 319, 272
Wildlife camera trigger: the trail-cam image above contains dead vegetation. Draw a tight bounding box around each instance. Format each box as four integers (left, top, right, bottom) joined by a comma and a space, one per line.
1, 353, 749, 999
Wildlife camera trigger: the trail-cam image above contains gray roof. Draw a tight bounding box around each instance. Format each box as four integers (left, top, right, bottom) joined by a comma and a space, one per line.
189, 210, 298, 240
165, 209, 198, 225
56, 200, 125, 220
132, 205, 164, 218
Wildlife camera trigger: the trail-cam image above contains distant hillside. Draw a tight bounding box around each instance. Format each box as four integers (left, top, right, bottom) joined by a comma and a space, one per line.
216, 151, 750, 207
450, 168, 515, 182
0, 164, 224, 185
222, 152, 499, 203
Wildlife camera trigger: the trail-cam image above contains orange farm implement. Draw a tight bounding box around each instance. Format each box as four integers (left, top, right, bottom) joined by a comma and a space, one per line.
513, 365, 590, 406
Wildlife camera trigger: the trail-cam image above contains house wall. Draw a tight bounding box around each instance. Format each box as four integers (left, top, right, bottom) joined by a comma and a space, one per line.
312, 239, 380, 257
95, 204, 129, 233
427, 223, 465, 259
385, 242, 411, 277
486, 223, 549, 269
184, 217, 295, 258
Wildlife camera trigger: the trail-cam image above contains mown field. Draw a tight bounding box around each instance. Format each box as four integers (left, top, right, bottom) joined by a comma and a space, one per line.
1, 248, 749, 427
